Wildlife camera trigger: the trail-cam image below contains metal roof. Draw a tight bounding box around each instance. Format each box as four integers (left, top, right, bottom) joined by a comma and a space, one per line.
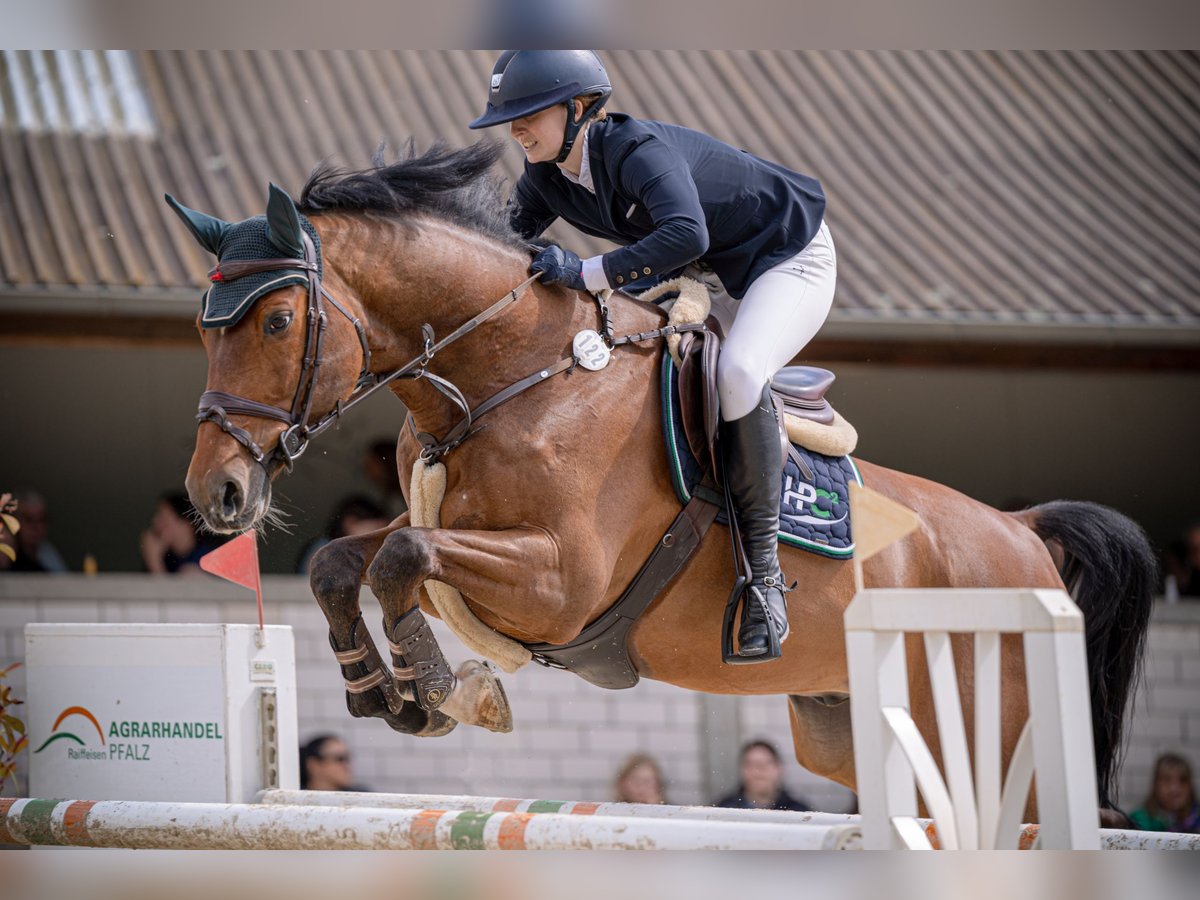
1, 50, 1198, 343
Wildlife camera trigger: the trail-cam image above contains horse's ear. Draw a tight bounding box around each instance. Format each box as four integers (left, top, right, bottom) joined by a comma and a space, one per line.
164, 194, 229, 255
265, 183, 305, 258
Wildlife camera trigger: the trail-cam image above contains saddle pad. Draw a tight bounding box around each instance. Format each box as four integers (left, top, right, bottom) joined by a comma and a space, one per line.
662, 355, 862, 559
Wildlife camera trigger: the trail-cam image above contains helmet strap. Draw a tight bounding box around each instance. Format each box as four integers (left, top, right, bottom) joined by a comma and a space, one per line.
555, 95, 607, 165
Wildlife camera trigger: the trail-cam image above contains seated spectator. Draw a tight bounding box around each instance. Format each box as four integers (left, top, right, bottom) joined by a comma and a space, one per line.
1164, 523, 1200, 599
7, 489, 68, 572
613, 752, 667, 805
296, 495, 391, 574
1130, 753, 1199, 834
140, 492, 218, 575
299, 734, 367, 792
714, 739, 811, 812
0, 493, 17, 571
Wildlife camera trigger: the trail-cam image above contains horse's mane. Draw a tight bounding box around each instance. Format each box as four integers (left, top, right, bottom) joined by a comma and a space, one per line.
297, 140, 522, 249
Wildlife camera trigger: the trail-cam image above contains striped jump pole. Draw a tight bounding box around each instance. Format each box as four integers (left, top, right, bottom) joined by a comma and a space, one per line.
260, 792, 1200, 851
259, 789, 859, 827
0, 798, 861, 850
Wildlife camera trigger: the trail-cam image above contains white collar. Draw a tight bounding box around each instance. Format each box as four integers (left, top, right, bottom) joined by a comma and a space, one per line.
557, 124, 594, 194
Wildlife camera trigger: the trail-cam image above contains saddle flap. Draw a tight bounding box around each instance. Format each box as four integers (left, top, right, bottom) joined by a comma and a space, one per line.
676, 330, 721, 478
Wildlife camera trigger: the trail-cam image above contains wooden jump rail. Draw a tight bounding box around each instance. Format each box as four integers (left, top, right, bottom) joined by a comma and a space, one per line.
0, 797, 861, 850
259, 790, 1200, 851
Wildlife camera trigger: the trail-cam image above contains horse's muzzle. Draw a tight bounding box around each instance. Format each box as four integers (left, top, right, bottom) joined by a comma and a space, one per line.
187, 464, 270, 535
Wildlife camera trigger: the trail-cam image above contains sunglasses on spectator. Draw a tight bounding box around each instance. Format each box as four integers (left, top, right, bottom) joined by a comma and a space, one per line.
319, 753, 350, 764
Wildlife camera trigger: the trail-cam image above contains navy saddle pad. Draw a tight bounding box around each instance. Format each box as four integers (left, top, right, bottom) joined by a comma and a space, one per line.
661, 355, 862, 560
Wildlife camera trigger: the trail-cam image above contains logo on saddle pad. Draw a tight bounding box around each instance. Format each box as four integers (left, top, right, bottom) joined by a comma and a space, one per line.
782, 479, 847, 527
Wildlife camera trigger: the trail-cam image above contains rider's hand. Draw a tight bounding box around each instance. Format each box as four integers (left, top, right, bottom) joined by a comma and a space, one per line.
530, 245, 586, 292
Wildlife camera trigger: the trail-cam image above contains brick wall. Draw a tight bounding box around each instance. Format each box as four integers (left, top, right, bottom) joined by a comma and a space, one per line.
2, 575, 1195, 812
1119, 604, 1200, 808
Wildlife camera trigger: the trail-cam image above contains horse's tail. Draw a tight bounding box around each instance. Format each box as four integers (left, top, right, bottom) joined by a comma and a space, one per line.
1011, 501, 1156, 809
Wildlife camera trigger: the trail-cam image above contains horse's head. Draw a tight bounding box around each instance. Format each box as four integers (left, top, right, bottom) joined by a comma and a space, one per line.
167, 185, 365, 534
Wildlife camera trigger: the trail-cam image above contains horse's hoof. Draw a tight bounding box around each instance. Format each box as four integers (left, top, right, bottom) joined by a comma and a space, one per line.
412, 709, 458, 738
443, 659, 513, 733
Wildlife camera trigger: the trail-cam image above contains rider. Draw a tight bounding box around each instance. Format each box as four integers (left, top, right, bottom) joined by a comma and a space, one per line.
469, 50, 836, 662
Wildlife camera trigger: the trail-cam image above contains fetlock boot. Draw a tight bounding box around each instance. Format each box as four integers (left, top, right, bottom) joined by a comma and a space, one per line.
387, 607, 457, 711
722, 385, 790, 660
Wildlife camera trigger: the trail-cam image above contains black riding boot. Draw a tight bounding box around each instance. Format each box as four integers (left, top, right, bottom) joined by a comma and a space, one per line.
723, 385, 790, 659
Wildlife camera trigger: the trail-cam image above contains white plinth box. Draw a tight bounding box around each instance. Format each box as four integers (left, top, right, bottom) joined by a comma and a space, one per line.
25, 623, 299, 803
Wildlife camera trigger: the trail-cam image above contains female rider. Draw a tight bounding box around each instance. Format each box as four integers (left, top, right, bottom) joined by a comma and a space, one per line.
469, 50, 836, 662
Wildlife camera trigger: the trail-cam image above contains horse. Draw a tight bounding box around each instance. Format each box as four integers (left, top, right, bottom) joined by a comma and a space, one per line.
172, 141, 1154, 821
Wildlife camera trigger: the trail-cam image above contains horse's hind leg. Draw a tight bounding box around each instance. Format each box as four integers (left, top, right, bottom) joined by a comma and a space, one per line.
309, 516, 455, 737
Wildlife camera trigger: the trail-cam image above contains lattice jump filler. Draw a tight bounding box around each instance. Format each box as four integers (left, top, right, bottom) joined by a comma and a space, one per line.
845, 587, 1100, 850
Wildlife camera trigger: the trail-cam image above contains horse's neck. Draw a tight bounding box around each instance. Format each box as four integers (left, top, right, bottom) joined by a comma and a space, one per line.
322, 215, 661, 439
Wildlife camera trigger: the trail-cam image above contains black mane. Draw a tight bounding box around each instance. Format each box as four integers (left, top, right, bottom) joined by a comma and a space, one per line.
297, 140, 521, 248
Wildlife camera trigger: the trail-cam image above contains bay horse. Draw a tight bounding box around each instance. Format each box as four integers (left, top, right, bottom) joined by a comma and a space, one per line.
173, 141, 1154, 819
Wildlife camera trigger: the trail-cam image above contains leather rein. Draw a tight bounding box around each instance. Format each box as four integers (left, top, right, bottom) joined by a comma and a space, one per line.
197, 238, 705, 474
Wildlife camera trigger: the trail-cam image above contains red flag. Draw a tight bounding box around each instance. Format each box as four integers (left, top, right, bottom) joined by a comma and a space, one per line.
200, 532, 264, 629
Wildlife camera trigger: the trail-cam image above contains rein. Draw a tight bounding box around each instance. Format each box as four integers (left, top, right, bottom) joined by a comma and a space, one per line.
198, 241, 704, 473
406, 290, 707, 463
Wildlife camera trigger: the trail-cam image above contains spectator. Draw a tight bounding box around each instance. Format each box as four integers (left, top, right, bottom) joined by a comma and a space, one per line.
1164, 523, 1200, 599
296, 495, 391, 574
7, 490, 68, 572
1130, 753, 1200, 834
140, 492, 217, 575
613, 753, 667, 805
363, 438, 407, 519
714, 739, 811, 812
299, 734, 367, 792
0, 493, 17, 571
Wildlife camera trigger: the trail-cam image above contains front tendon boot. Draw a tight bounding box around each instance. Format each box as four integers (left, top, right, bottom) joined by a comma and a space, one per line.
388, 606, 457, 712
723, 385, 790, 660
330, 615, 433, 734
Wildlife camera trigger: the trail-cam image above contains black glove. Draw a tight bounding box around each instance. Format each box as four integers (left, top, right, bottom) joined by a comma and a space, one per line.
530, 244, 586, 291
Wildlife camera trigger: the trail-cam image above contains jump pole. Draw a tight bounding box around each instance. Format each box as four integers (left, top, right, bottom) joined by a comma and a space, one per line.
0, 798, 862, 850
260, 788, 858, 827
259, 792, 1200, 851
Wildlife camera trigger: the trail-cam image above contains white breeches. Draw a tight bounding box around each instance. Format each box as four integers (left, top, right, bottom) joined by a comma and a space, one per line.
686, 220, 837, 421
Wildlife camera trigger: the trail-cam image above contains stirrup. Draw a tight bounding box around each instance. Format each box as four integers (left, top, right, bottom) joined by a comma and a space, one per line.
720, 576, 788, 665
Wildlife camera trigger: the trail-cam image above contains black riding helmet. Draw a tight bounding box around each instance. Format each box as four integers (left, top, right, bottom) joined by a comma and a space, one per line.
469, 50, 612, 164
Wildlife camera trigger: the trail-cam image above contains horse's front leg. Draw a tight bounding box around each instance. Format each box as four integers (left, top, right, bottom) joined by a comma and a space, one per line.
308, 513, 455, 737
368, 525, 573, 732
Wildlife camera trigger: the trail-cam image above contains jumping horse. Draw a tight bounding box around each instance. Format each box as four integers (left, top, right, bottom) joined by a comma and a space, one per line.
172, 142, 1154, 821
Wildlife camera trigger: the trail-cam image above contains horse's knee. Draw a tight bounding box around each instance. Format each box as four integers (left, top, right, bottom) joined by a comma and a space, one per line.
309, 538, 365, 608
367, 527, 434, 601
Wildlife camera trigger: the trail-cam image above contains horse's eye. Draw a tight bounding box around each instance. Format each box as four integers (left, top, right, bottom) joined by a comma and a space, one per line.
265, 312, 292, 335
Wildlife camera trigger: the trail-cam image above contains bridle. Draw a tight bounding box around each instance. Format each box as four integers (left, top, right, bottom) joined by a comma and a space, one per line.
197, 233, 704, 475
196, 231, 542, 475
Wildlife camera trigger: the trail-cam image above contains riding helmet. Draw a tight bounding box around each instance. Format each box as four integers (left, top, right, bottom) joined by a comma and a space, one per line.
469, 50, 612, 163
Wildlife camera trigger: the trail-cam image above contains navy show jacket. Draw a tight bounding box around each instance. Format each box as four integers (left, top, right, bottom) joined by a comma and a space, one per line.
509, 113, 826, 299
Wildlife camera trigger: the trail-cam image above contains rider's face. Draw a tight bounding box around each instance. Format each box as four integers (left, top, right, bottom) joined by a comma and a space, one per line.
509, 104, 568, 164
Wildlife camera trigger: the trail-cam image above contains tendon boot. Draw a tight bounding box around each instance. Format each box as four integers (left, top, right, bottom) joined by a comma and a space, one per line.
723, 386, 790, 660
387, 606, 457, 711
